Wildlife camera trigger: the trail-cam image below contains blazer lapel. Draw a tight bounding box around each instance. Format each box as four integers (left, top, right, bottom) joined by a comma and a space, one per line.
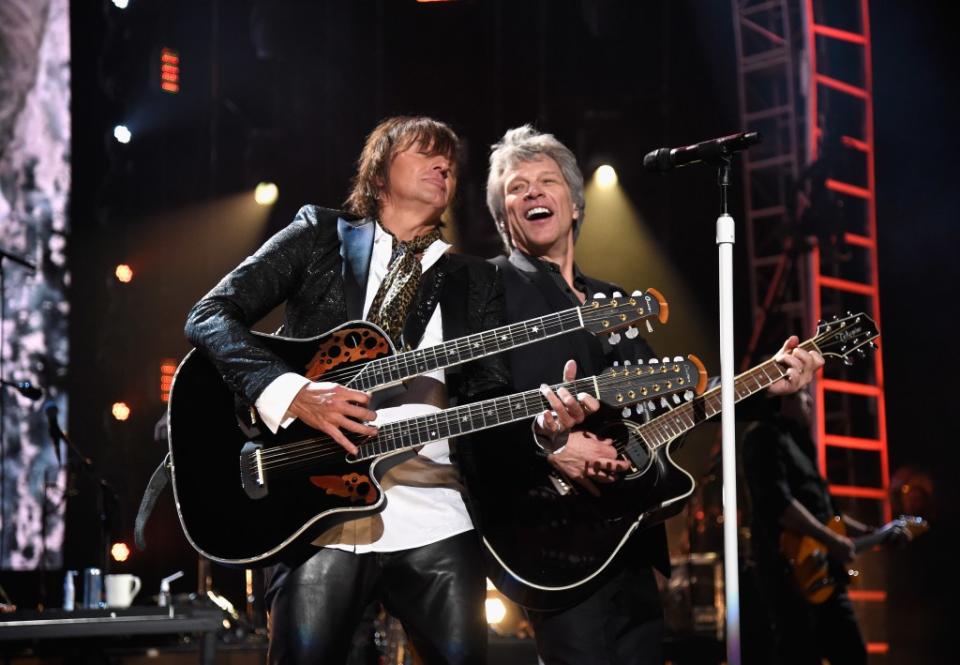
402, 255, 449, 350
337, 217, 375, 320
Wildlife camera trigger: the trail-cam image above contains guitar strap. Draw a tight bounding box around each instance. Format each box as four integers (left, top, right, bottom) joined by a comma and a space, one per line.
134, 452, 171, 551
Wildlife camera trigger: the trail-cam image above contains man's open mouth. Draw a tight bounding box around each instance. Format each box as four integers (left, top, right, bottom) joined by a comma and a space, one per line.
525, 206, 553, 220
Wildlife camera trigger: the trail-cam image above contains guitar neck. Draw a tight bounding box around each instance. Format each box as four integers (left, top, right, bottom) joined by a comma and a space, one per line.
359, 376, 598, 459
853, 524, 893, 553
350, 307, 585, 391
638, 339, 820, 449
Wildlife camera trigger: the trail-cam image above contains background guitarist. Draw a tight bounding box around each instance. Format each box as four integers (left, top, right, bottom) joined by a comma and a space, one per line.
743, 388, 911, 665
184, 116, 589, 665
476, 125, 824, 665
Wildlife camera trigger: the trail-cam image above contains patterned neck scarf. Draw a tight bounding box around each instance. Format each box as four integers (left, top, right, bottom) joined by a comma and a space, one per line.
365, 223, 443, 344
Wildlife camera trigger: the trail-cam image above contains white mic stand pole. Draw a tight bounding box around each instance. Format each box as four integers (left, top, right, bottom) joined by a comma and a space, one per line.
716, 157, 741, 665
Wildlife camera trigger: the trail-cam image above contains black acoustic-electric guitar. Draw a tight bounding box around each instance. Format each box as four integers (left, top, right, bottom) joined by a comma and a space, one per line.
167, 289, 670, 566
170, 350, 706, 567
478, 312, 880, 610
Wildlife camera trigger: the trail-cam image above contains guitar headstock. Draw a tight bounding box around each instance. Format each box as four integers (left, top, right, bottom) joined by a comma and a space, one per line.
812, 312, 879, 365
579, 288, 669, 343
894, 515, 930, 539
596, 354, 707, 409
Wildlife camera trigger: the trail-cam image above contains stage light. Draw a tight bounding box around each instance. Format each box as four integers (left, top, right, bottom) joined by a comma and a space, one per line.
594, 164, 618, 189
255, 182, 279, 206
485, 597, 507, 625
115, 264, 133, 283
111, 542, 131, 562
160, 47, 180, 94
111, 0, 129, 8
112, 402, 131, 421
160, 359, 177, 403
113, 125, 131, 144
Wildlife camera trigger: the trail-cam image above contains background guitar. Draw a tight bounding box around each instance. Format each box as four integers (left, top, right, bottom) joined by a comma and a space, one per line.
781, 514, 928, 605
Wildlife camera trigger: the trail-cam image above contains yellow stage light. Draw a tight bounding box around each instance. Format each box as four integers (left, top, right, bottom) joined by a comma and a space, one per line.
115, 264, 134, 283
111, 542, 131, 562
594, 164, 618, 189
255, 182, 279, 206
112, 402, 131, 421
485, 597, 507, 625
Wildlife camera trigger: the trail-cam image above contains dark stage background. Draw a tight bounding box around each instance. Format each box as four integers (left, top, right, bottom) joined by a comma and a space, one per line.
1, 1, 957, 662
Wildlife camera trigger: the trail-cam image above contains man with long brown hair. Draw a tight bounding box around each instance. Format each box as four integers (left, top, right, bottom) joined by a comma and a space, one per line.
185, 116, 591, 664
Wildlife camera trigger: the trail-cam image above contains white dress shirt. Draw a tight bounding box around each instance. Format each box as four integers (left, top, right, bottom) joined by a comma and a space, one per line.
254, 222, 474, 552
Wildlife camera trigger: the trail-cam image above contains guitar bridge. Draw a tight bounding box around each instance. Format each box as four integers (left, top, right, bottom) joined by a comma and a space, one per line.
548, 472, 573, 496
240, 442, 268, 499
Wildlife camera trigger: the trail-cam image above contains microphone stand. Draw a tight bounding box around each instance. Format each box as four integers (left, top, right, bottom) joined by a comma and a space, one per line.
56, 419, 120, 580
715, 158, 741, 665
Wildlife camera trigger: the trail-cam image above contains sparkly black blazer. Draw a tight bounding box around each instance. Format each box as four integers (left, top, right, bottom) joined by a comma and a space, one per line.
184, 205, 510, 408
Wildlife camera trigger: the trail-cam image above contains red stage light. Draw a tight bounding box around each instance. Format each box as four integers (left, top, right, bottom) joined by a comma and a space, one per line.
160, 48, 180, 94
160, 359, 177, 402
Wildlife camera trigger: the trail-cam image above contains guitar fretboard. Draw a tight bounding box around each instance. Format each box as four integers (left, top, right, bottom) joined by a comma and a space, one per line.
359, 376, 599, 459
349, 308, 585, 391
637, 339, 818, 449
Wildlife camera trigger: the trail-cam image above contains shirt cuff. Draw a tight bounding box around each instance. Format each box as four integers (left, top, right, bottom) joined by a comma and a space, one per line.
531, 416, 568, 456
255, 372, 311, 434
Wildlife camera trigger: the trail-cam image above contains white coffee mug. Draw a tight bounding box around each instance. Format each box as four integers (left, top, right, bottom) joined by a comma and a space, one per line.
104, 573, 142, 608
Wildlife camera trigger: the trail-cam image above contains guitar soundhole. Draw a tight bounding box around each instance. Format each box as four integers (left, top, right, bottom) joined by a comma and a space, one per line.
328, 345, 341, 358
344, 332, 363, 348
364, 336, 378, 350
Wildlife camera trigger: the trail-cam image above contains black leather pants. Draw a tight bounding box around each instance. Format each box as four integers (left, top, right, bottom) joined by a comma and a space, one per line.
265, 531, 488, 665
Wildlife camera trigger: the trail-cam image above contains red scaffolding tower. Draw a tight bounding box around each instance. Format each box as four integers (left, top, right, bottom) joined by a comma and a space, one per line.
734, 0, 891, 657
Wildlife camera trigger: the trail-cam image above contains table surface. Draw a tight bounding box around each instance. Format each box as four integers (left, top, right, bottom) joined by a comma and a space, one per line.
0, 606, 224, 640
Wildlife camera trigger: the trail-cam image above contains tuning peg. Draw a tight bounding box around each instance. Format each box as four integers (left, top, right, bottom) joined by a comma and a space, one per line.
612, 290, 623, 298
817, 319, 825, 327
869, 342, 877, 350
648, 358, 659, 364
622, 407, 632, 418
636, 358, 643, 364
645, 320, 654, 334
662, 357, 671, 364
631, 290, 643, 296
625, 326, 639, 339
673, 356, 683, 362
623, 360, 632, 366
684, 390, 695, 401
843, 357, 853, 366
672, 394, 682, 404
608, 332, 621, 345
593, 292, 607, 299
660, 397, 671, 409
613, 360, 620, 367
647, 401, 657, 412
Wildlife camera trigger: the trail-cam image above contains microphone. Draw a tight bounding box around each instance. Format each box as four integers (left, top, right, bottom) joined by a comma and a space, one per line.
44, 401, 64, 466
0, 379, 43, 400
643, 131, 761, 172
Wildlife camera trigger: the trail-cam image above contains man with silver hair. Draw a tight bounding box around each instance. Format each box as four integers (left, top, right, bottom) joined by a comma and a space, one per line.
468, 125, 824, 664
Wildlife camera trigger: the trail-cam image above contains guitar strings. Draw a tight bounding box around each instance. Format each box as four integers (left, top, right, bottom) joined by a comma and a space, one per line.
255, 365, 679, 469
252, 367, 684, 475
251, 319, 870, 481
621, 325, 873, 458
297, 303, 649, 387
